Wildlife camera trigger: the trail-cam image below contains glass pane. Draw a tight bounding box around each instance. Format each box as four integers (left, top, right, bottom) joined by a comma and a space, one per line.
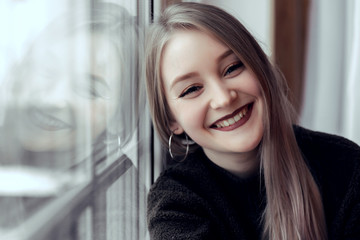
0, 0, 148, 239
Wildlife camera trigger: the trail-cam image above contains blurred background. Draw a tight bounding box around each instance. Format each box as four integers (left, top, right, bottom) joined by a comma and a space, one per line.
0, 0, 359, 239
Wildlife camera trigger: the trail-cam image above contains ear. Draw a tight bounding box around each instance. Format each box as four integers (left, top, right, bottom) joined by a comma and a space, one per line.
170, 121, 184, 135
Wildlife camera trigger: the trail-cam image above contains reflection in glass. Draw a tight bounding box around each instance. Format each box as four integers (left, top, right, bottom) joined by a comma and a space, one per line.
0, 2, 143, 238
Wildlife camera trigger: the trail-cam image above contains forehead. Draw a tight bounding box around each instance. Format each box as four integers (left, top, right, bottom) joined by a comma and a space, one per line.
162, 29, 227, 59
29, 32, 120, 79
32, 31, 119, 64
160, 30, 231, 84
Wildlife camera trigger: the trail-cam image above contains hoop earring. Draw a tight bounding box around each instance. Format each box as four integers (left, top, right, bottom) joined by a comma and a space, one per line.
168, 131, 189, 161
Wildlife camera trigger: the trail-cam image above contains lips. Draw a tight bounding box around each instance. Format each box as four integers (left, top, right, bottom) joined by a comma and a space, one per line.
26, 106, 74, 131
210, 102, 253, 130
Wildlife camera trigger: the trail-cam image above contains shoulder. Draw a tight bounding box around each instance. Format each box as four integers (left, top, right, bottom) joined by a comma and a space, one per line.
294, 125, 360, 170
294, 126, 360, 238
293, 125, 360, 200
147, 151, 220, 239
150, 150, 211, 193
294, 125, 360, 154
148, 149, 215, 213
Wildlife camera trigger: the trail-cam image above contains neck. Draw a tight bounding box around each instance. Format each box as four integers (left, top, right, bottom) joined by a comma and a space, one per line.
204, 147, 260, 178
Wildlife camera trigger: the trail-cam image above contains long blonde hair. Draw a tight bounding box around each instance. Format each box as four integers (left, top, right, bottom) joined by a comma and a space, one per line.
145, 2, 327, 239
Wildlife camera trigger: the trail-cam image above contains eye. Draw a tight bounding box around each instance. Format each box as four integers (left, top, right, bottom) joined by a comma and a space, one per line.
75, 74, 111, 99
179, 85, 203, 98
223, 62, 244, 77
88, 74, 111, 99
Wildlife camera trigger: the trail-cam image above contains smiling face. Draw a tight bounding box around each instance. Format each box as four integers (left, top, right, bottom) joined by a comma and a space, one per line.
161, 30, 264, 168
10, 31, 121, 152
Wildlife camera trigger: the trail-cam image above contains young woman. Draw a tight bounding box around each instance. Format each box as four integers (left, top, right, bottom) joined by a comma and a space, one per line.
145, 2, 360, 240
0, 2, 142, 229
1, 2, 140, 158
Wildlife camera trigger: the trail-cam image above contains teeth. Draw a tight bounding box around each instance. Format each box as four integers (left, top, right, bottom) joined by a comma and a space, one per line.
214, 105, 249, 128
31, 109, 70, 130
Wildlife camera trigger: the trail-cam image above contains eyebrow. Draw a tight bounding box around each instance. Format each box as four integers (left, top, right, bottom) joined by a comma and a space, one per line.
216, 49, 234, 62
169, 49, 235, 90
89, 73, 106, 83
170, 72, 199, 90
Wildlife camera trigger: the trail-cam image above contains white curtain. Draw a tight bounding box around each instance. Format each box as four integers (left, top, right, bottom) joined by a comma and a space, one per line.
301, 0, 360, 145
199, 0, 273, 56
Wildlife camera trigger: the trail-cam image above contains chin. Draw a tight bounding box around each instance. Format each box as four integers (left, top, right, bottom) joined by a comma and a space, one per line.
19, 137, 75, 152
236, 134, 263, 153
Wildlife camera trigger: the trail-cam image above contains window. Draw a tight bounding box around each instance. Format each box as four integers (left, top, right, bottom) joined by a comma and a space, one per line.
0, 0, 151, 239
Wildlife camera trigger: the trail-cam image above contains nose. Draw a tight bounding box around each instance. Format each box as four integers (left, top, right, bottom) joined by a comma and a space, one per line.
209, 82, 237, 109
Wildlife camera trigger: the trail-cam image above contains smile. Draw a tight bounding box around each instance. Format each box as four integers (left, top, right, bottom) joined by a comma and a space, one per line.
211, 102, 253, 130
27, 106, 74, 131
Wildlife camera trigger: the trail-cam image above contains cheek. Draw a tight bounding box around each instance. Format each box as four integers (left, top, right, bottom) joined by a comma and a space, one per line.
74, 100, 110, 138
170, 101, 207, 131
242, 73, 262, 97
91, 101, 113, 127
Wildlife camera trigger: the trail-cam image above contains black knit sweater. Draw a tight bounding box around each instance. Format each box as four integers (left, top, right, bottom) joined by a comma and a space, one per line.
147, 126, 360, 239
